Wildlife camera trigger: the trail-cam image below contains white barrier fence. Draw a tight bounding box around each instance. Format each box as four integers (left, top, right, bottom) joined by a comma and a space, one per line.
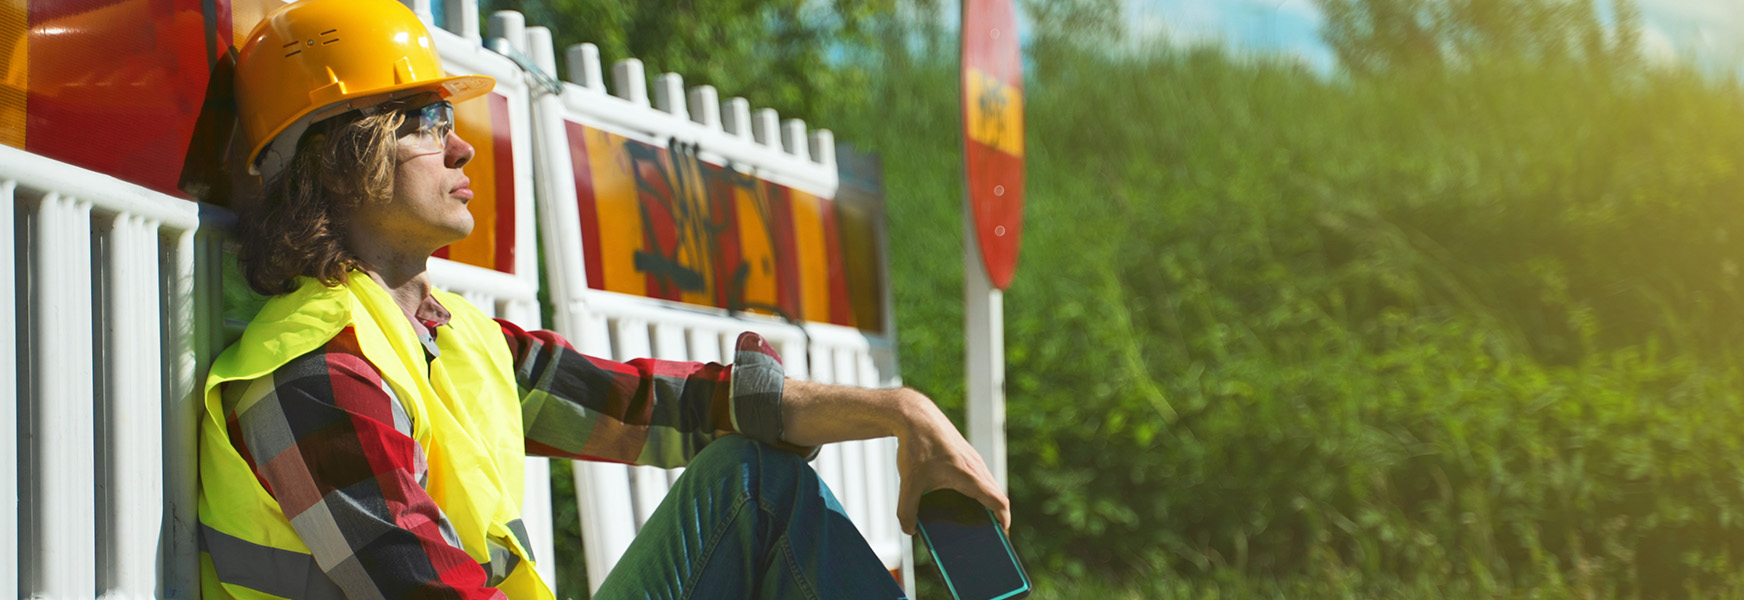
2, 146, 908, 600
3, 144, 217, 598
1, 0, 907, 596
492, 3, 914, 595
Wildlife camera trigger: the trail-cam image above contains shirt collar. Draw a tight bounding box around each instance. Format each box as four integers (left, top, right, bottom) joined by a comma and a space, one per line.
398, 293, 452, 359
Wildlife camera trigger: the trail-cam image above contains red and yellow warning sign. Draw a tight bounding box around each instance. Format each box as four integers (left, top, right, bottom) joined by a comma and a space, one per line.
961, 0, 1025, 290
566, 123, 886, 331
1, 0, 221, 196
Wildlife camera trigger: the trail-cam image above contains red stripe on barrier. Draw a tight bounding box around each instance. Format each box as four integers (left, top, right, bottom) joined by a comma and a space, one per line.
489, 94, 515, 274
708, 163, 743, 311
567, 121, 605, 291
768, 184, 802, 321
820, 198, 855, 327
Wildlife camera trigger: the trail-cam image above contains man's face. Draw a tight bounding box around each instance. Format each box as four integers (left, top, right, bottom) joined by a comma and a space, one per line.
351, 101, 477, 252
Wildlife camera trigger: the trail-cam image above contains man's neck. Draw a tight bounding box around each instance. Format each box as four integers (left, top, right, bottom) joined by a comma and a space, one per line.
367, 266, 433, 319
349, 243, 435, 318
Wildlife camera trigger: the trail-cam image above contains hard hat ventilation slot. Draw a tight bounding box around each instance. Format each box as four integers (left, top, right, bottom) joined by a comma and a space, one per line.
282, 40, 301, 57
321, 29, 340, 45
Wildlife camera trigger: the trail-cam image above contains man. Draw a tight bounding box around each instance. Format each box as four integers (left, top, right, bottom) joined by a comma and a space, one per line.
197, 0, 1009, 598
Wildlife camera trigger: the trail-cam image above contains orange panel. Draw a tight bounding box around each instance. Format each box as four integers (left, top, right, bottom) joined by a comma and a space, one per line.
444, 96, 498, 269
789, 190, 830, 323
585, 128, 643, 296
0, 0, 25, 149
735, 184, 780, 317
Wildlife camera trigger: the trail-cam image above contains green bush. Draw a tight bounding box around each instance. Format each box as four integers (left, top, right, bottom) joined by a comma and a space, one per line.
827, 30, 1744, 596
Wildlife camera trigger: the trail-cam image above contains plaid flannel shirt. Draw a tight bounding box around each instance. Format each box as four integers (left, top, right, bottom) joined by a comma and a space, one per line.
216, 294, 801, 599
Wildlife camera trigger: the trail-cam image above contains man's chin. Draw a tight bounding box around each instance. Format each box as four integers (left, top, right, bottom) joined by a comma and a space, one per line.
438, 224, 476, 248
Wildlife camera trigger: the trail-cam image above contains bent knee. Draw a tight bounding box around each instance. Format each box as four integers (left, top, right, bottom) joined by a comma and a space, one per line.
691, 435, 814, 482
688, 434, 763, 472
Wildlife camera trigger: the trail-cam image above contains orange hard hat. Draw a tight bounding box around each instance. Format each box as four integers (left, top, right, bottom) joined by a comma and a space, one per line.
235, 0, 494, 175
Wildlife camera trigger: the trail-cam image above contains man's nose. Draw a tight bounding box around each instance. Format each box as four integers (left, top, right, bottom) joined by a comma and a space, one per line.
446, 131, 474, 169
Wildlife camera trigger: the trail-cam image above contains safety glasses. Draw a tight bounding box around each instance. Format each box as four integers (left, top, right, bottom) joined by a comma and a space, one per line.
394, 100, 455, 154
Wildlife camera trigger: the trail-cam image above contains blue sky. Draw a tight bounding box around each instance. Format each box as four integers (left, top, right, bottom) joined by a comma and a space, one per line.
1119, 0, 1744, 75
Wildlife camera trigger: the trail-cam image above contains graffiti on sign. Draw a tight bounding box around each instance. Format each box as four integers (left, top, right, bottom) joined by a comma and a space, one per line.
569, 123, 884, 330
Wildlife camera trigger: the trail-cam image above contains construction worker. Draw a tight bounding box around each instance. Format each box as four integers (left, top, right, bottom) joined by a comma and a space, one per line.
196, 0, 1007, 597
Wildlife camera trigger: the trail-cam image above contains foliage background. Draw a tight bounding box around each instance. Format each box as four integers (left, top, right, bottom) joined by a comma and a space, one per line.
487, 0, 1744, 596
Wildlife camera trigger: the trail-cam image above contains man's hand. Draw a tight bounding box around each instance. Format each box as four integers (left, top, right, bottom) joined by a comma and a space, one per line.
889, 388, 1010, 535
779, 381, 1010, 535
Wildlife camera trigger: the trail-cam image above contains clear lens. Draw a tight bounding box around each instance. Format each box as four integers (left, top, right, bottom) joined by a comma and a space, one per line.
397, 101, 454, 154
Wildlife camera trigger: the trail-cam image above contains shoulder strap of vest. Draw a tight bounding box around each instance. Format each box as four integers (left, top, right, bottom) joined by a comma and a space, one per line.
206, 276, 353, 392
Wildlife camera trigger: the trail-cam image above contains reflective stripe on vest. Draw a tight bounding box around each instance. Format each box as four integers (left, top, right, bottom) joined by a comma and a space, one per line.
200, 524, 345, 600
197, 271, 552, 599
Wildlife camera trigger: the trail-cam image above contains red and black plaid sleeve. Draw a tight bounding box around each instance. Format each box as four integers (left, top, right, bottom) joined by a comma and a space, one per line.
220, 326, 505, 600
495, 320, 813, 467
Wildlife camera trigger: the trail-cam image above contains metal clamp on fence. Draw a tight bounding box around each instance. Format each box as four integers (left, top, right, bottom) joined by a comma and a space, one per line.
488, 38, 564, 97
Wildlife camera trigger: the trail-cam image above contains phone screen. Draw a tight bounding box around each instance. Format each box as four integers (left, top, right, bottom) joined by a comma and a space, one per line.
917, 490, 1030, 600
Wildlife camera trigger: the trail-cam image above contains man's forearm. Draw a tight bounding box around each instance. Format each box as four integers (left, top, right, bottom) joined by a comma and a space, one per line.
780, 378, 1012, 533
779, 379, 938, 447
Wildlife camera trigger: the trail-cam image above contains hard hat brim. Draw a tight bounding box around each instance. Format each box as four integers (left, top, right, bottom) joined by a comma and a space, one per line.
246, 73, 496, 174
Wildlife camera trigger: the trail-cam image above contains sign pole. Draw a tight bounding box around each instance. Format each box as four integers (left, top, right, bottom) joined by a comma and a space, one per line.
964, 206, 1008, 491
960, 0, 1022, 494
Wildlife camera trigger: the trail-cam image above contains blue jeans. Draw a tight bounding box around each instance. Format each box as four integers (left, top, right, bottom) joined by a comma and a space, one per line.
595, 435, 908, 600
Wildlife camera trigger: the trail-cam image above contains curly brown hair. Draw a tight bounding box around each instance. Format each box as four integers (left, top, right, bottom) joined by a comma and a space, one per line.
237, 110, 405, 296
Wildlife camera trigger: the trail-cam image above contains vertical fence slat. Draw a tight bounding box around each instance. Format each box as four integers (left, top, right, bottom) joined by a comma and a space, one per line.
650, 323, 686, 361
573, 315, 646, 593
574, 460, 636, 595
840, 440, 870, 537
803, 343, 847, 511
102, 215, 165, 598
813, 444, 847, 518
616, 319, 670, 527
652, 324, 692, 487
863, 436, 896, 566
807, 343, 834, 384
627, 466, 667, 527
778, 335, 808, 381
94, 211, 117, 594
853, 349, 898, 566
28, 193, 98, 597
520, 457, 555, 586
161, 228, 203, 599
828, 348, 872, 538
0, 180, 17, 599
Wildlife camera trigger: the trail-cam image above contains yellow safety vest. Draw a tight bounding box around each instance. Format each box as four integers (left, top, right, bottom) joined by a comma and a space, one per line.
198, 271, 552, 599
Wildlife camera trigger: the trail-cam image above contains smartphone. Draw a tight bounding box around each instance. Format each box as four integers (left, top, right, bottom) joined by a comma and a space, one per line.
916, 489, 1031, 600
